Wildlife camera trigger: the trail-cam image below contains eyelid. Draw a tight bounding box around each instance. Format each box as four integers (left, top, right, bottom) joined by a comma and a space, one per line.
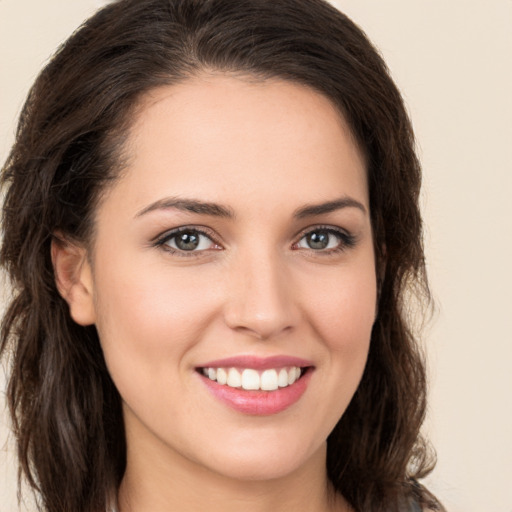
292, 224, 357, 252
152, 225, 223, 254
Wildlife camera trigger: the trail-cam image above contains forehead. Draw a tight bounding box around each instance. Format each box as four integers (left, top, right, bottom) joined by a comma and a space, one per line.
106, 74, 368, 216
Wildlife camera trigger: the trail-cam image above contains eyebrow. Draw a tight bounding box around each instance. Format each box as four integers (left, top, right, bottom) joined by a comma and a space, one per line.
135, 197, 235, 219
135, 195, 366, 220
293, 197, 367, 218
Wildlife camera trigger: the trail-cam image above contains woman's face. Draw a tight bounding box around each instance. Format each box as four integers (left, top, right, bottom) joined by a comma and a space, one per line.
76, 75, 376, 481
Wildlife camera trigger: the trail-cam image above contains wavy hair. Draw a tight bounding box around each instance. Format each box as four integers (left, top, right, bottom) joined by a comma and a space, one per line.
1, 1, 440, 511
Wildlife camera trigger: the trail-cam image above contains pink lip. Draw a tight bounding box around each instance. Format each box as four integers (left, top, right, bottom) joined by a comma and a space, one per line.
196, 355, 314, 416
199, 370, 312, 415
196, 355, 314, 370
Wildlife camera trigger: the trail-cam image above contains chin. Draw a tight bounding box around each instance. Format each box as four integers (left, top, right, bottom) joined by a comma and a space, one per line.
195, 433, 326, 482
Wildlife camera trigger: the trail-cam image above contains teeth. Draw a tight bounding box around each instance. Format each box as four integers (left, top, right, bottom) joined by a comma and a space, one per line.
201, 366, 304, 391
227, 368, 242, 388
216, 368, 227, 385
261, 369, 278, 391
241, 369, 260, 390
278, 368, 289, 387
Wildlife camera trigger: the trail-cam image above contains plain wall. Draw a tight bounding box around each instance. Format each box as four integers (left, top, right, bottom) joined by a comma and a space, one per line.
1, 1, 511, 511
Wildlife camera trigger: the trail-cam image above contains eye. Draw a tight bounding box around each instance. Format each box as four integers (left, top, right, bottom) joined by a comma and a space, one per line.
157, 228, 219, 253
295, 227, 355, 252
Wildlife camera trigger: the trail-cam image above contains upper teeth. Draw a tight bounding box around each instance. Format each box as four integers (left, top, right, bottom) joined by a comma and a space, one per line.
202, 367, 302, 391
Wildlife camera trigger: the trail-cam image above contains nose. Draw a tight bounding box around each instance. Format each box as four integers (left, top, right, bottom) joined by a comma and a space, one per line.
223, 250, 300, 340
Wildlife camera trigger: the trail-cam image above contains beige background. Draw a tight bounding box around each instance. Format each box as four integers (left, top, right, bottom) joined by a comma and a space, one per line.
1, 0, 511, 511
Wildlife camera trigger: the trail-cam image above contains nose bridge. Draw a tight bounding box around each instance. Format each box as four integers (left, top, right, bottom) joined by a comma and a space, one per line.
224, 245, 298, 340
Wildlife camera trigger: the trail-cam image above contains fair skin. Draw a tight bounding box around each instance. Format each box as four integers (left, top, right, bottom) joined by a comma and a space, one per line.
53, 74, 376, 512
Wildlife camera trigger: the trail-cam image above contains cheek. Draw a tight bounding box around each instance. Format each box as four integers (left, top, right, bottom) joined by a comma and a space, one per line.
302, 257, 376, 413
95, 255, 215, 335
279, 261, 376, 448
92, 260, 221, 392
305, 261, 377, 352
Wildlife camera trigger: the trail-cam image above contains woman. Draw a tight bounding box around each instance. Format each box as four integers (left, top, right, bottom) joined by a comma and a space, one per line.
0, 0, 442, 511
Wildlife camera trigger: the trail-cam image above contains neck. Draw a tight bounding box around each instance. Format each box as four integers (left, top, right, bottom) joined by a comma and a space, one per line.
118, 438, 348, 512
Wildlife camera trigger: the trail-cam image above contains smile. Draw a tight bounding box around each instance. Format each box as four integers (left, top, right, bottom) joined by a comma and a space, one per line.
196, 356, 314, 415
201, 366, 303, 391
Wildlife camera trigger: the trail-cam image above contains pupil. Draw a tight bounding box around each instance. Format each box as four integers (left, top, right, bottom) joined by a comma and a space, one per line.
176, 232, 199, 251
307, 230, 329, 250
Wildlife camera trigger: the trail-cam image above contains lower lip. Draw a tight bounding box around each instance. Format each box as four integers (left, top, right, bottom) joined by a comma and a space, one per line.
199, 369, 312, 415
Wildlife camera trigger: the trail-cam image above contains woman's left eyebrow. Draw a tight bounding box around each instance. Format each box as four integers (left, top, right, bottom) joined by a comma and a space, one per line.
293, 197, 367, 218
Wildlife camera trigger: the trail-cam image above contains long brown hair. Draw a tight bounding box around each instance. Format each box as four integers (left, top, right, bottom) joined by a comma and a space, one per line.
1, 1, 440, 511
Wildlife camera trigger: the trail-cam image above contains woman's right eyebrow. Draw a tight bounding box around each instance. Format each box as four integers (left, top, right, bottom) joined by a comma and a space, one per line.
135, 197, 235, 219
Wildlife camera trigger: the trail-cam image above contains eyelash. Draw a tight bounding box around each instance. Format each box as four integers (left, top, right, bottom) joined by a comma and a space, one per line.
293, 225, 357, 255
153, 226, 221, 257
153, 225, 357, 257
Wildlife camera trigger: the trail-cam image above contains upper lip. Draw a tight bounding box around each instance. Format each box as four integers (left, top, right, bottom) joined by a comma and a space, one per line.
196, 355, 314, 370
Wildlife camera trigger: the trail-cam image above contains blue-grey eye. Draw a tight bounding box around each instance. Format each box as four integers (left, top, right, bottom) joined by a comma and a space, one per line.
165, 230, 215, 251
297, 229, 341, 250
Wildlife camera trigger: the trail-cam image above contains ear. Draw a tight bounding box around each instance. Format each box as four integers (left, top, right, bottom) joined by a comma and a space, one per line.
51, 234, 96, 326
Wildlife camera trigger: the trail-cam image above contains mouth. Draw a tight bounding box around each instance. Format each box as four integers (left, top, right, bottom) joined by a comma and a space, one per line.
197, 366, 308, 391
195, 356, 314, 415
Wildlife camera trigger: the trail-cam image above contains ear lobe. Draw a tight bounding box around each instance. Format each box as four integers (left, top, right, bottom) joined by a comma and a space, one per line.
51, 235, 96, 326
